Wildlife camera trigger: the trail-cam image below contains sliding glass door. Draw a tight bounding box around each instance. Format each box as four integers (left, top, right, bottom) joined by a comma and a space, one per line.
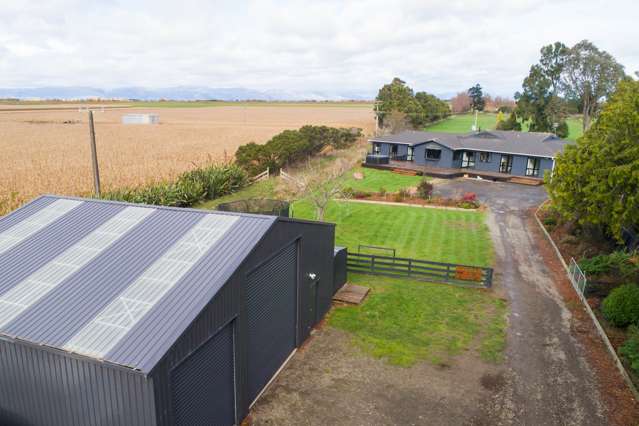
526, 157, 541, 177
461, 151, 475, 168
499, 155, 513, 173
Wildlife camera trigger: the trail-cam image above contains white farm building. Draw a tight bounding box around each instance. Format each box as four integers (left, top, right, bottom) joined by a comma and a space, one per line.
122, 113, 160, 124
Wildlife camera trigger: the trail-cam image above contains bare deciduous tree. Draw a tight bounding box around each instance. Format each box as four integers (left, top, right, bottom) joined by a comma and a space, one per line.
279, 157, 352, 221
450, 92, 471, 113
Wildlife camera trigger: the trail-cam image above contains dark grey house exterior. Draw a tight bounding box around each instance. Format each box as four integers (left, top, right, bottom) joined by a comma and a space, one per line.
367, 130, 573, 179
0, 195, 336, 426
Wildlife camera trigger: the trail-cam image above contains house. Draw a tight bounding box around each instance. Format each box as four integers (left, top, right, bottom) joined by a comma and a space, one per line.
0, 195, 336, 426
366, 130, 573, 180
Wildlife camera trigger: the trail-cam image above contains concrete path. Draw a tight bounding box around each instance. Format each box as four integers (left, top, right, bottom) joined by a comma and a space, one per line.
435, 179, 608, 425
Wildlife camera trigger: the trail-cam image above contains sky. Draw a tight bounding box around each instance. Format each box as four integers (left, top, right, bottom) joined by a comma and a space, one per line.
0, 0, 637, 98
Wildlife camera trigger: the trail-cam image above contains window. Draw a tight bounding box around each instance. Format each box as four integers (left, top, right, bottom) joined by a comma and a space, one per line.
453, 151, 462, 161
526, 157, 541, 177
479, 152, 490, 162
407, 146, 414, 161
499, 155, 513, 173
461, 151, 475, 168
426, 149, 441, 160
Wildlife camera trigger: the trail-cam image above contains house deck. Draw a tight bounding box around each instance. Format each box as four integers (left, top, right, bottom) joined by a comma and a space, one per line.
362, 160, 544, 185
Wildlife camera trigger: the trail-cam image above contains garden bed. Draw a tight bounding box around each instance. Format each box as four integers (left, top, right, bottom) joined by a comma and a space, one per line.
535, 203, 639, 393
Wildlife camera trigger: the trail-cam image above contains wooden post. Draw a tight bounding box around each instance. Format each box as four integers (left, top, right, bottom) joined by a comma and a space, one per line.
88, 110, 101, 197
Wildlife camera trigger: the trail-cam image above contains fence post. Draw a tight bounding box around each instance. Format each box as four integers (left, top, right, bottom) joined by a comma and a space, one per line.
408, 259, 412, 277
485, 268, 493, 288
445, 265, 451, 283
371, 256, 375, 273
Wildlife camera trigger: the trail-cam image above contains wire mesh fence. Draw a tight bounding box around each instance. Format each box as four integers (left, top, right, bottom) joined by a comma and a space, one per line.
568, 257, 588, 297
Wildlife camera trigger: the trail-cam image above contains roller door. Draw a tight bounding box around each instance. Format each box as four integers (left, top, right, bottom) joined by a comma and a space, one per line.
246, 242, 297, 403
171, 323, 235, 426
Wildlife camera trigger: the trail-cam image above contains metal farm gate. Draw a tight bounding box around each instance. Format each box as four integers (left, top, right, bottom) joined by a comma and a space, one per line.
246, 242, 298, 404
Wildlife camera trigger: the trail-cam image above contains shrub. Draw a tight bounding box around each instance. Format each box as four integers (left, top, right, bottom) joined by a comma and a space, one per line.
555, 121, 569, 139
102, 164, 248, 208
601, 284, 639, 327
378, 187, 387, 196
353, 190, 372, 199
417, 179, 433, 199
341, 186, 355, 198
579, 251, 637, 277
457, 201, 479, 209
620, 325, 639, 374
462, 192, 477, 202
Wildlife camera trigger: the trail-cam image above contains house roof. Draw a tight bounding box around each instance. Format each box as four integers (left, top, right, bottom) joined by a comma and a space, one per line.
0, 195, 276, 373
369, 130, 573, 158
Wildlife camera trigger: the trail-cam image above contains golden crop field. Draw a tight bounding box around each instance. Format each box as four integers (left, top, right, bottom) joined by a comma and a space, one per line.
0, 104, 374, 214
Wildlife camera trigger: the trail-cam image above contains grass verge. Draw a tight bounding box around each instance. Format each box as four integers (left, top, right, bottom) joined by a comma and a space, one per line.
329, 274, 507, 366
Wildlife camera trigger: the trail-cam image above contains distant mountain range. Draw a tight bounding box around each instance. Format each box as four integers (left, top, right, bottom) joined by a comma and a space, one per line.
0, 86, 375, 102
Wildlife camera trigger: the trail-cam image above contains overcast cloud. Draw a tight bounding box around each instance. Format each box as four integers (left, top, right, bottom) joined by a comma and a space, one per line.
0, 0, 637, 98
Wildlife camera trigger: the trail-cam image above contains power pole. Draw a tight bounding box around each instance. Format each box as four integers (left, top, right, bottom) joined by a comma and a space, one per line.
87, 110, 101, 197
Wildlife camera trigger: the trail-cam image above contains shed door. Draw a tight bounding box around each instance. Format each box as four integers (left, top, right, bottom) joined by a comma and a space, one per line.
171, 323, 235, 426
246, 242, 297, 403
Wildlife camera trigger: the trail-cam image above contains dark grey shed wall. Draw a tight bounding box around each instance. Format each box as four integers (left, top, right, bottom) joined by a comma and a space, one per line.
149, 217, 335, 425
0, 339, 156, 426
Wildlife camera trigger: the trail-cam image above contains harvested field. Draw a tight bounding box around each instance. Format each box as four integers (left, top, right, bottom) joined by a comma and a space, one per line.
0, 105, 374, 214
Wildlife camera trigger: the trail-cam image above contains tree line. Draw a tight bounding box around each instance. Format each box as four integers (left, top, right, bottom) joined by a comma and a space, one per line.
507, 40, 625, 137
235, 125, 361, 176
375, 78, 450, 131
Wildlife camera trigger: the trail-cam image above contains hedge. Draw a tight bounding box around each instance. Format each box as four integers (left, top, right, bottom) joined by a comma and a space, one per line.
235, 125, 361, 176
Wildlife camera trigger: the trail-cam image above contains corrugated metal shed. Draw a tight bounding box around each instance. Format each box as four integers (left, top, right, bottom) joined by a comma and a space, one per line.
0, 195, 275, 373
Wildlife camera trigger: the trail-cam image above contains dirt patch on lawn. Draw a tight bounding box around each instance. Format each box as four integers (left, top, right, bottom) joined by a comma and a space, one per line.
249, 326, 504, 426
529, 209, 639, 425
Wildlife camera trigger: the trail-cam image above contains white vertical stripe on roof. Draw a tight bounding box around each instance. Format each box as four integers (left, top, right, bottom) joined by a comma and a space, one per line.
63, 214, 238, 359
0, 199, 83, 255
0, 206, 154, 329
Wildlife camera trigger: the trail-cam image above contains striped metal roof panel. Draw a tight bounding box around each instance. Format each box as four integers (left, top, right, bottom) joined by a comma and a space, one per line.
0, 195, 276, 372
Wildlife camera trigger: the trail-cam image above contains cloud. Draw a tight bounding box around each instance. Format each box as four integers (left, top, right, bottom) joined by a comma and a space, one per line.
0, 0, 636, 98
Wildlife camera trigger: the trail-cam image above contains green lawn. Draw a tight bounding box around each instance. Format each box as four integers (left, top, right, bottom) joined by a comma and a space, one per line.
425, 113, 501, 133
340, 167, 424, 193
426, 112, 583, 141
292, 200, 492, 267
330, 274, 506, 366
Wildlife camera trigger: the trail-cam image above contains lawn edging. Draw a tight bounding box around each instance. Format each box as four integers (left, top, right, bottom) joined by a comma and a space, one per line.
336, 198, 479, 212
533, 201, 639, 400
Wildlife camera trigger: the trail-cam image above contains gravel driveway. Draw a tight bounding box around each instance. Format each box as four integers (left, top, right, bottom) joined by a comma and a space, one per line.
250, 178, 626, 425
434, 178, 608, 425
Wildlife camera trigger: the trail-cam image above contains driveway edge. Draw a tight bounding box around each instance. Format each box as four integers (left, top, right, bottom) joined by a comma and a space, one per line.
533, 201, 639, 401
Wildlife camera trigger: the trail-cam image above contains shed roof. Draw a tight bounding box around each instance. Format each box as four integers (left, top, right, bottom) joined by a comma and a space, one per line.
369, 130, 573, 158
0, 195, 276, 373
